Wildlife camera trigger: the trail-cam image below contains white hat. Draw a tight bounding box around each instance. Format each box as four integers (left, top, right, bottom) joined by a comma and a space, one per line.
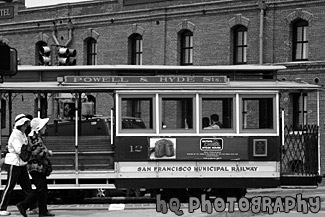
14, 114, 30, 129
29, 117, 49, 136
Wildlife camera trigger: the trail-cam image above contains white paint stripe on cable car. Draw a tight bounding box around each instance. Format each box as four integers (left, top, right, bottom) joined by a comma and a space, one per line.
108, 204, 126, 210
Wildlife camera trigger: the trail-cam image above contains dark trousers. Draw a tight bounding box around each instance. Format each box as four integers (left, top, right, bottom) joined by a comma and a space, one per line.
29, 171, 48, 214
0, 164, 35, 211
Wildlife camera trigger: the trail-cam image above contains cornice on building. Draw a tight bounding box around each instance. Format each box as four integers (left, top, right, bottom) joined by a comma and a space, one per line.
1, 0, 260, 33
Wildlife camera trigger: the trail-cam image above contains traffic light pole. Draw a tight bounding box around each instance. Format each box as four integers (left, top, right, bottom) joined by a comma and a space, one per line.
0, 43, 18, 82
51, 44, 59, 66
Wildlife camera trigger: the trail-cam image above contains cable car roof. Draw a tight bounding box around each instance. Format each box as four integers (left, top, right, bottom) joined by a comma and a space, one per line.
0, 80, 320, 93
0, 65, 319, 92
17, 64, 286, 72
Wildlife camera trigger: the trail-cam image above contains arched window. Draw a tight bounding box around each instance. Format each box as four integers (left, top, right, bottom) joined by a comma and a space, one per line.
86, 37, 97, 65
233, 25, 247, 64
180, 30, 193, 65
129, 33, 143, 65
292, 19, 308, 61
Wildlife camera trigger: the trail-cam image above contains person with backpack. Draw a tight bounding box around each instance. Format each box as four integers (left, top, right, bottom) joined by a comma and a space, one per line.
27, 117, 54, 217
0, 114, 35, 217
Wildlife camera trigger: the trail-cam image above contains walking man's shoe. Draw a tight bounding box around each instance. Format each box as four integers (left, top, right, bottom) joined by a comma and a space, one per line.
0, 210, 11, 216
28, 207, 39, 215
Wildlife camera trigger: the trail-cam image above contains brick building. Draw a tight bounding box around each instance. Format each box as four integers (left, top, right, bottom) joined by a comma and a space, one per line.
1, 0, 325, 175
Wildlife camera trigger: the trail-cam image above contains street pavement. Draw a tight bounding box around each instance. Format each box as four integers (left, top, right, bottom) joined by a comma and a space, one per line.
4, 180, 325, 216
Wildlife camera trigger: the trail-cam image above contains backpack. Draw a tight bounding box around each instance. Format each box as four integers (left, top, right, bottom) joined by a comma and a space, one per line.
19, 144, 31, 162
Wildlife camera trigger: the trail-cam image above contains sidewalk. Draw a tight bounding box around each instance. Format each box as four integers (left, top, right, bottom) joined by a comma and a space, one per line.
247, 179, 325, 200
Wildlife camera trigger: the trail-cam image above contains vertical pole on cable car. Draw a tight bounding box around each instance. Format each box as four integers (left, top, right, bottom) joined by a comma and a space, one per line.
112, 92, 116, 146
74, 92, 79, 184
0, 92, 2, 184
0, 92, 2, 178
8, 92, 12, 133
110, 108, 114, 146
37, 92, 41, 118
281, 109, 285, 145
317, 90, 320, 175
281, 109, 285, 173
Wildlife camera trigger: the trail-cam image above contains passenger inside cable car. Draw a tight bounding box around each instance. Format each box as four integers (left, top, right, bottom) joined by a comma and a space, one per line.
202, 117, 210, 128
204, 114, 222, 129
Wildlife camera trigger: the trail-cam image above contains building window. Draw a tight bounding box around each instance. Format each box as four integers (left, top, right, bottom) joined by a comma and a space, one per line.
86, 38, 97, 65
233, 25, 247, 64
201, 97, 234, 131
292, 19, 308, 61
180, 30, 193, 65
161, 96, 194, 131
292, 92, 307, 130
240, 95, 276, 133
129, 34, 143, 65
119, 95, 155, 133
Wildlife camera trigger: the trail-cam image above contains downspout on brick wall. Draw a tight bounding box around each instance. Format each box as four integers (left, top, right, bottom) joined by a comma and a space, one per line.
51, 23, 60, 45
164, 7, 167, 65
65, 20, 74, 47
259, 0, 266, 65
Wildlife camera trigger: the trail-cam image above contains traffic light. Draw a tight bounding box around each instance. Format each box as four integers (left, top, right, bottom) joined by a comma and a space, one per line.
0, 44, 17, 77
39, 46, 51, 66
68, 49, 76, 65
57, 48, 76, 66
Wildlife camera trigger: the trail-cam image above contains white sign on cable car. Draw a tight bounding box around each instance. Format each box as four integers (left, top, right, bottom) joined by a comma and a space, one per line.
64, 76, 228, 84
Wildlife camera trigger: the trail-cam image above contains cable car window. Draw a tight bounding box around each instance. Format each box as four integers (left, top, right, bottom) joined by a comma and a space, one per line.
120, 97, 153, 129
161, 97, 194, 131
201, 97, 233, 130
242, 97, 274, 129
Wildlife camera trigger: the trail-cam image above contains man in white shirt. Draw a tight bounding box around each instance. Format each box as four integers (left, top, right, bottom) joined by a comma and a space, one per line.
204, 114, 222, 130
0, 114, 35, 217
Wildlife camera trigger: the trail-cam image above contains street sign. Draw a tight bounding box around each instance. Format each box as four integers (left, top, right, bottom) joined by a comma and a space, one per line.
0, 5, 14, 20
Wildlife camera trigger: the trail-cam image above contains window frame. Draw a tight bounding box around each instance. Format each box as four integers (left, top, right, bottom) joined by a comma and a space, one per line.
233, 25, 248, 65
292, 92, 308, 130
159, 94, 196, 134
239, 94, 277, 134
292, 19, 308, 61
117, 94, 156, 134
180, 30, 193, 66
130, 34, 143, 65
199, 94, 236, 133
86, 37, 97, 65
116, 92, 279, 136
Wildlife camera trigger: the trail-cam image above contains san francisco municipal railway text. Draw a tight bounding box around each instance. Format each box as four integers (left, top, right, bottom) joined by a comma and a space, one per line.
137, 166, 258, 172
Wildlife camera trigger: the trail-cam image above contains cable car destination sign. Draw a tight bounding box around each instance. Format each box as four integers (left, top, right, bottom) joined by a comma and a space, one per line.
64, 76, 228, 84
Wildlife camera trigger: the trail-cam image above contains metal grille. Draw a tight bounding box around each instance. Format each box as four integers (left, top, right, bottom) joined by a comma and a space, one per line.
281, 125, 318, 176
